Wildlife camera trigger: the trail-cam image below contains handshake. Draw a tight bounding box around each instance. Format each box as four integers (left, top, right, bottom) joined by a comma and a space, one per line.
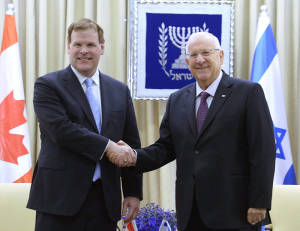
106, 140, 137, 167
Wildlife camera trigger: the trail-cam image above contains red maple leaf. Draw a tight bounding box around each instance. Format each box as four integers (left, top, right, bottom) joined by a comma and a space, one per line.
0, 91, 28, 164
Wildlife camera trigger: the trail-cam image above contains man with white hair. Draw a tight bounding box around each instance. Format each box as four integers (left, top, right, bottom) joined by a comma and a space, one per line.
109, 32, 275, 231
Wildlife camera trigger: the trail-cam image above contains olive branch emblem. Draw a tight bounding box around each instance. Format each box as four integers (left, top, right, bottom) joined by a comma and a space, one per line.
158, 22, 169, 77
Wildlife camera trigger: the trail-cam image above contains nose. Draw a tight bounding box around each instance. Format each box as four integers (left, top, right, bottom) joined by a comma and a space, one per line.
80, 48, 88, 54
195, 54, 205, 63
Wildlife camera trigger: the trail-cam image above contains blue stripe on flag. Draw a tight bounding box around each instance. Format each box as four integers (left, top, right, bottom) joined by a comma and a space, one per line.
283, 164, 297, 184
250, 25, 278, 83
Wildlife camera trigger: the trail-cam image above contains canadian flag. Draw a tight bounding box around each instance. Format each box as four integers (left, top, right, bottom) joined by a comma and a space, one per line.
0, 4, 32, 183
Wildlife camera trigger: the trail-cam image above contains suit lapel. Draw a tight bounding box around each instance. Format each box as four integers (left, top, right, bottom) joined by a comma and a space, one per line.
197, 73, 233, 140
62, 66, 98, 131
184, 83, 198, 138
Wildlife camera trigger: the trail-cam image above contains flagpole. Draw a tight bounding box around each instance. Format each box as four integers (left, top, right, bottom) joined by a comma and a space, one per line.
260, 4, 267, 13
6, 3, 15, 15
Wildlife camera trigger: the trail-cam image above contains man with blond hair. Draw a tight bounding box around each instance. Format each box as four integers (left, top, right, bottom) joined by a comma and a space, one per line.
27, 18, 142, 231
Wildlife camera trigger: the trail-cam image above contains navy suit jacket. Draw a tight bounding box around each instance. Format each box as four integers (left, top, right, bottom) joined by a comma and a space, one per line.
27, 65, 142, 222
136, 72, 275, 230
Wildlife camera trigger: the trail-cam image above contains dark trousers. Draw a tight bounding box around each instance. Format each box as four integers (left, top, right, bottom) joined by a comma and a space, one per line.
184, 198, 260, 231
35, 180, 117, 231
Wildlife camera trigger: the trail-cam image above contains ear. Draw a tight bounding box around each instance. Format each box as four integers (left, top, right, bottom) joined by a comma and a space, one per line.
67, 43, 71, 55
185, 57, 190, 66
219, 49, 224, 64
100, 43, 105, 55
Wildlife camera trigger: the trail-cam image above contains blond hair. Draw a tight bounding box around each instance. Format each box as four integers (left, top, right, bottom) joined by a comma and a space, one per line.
67, 18, 104, 44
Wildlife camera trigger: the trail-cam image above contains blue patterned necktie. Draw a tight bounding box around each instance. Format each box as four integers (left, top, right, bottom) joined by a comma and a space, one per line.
85, 78, 101, 181
197, 92, 210, 133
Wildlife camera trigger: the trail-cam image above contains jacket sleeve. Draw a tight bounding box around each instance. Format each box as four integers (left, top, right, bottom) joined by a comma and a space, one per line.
135, 95, 176, 173
121, 87, 143, 200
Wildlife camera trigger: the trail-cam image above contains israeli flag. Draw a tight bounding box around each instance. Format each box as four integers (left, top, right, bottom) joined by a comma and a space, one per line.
158, 217, 172, 231
251, 5, 297, 185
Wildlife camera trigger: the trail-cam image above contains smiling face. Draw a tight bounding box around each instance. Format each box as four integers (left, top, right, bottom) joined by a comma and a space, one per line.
185, 33, 224, 90
67, 29, 104, 77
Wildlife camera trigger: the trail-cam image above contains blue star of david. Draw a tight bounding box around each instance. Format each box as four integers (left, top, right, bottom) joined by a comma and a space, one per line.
274, 126, 286, 160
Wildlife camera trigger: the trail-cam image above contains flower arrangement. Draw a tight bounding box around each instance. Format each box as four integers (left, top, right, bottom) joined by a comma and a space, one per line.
135, 203, 177, 231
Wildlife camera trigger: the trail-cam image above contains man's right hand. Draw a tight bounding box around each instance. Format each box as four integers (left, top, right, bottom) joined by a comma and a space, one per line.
247, 208, 266, 225
106, 140, 136, 167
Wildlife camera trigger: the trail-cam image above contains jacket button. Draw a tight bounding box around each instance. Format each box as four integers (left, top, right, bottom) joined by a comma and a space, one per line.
195, 150, 199, 155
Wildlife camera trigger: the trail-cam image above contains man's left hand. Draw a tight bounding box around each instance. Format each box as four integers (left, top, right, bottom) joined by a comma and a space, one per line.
247, 208, 266, 225
122, 196, 140, 223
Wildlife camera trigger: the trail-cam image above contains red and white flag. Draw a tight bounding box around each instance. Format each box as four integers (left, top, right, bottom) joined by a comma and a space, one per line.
0, 4, 32, 183
124, 220, 138, 231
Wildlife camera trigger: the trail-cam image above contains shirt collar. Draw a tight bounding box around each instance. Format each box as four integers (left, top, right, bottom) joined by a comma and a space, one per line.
71, 65, 99, 86
196, 71, 223, 97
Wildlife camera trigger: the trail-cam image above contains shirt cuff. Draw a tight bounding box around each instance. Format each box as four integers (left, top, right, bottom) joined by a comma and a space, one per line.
99, 139, 110, 160
133, 149, 137, 157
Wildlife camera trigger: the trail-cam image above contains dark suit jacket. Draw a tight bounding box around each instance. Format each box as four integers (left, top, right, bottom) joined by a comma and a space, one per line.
27, 65, 142, 222
136, 72, 275, 230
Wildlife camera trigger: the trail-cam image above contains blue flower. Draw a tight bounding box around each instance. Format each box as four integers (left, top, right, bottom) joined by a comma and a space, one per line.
135, 203, 177, 231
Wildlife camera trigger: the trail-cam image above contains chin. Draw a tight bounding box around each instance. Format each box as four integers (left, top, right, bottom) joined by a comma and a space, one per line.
77, 65, 91, 72
196, 74, 210, 81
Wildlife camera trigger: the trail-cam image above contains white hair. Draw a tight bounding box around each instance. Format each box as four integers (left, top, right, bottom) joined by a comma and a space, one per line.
185, 32, 221, 55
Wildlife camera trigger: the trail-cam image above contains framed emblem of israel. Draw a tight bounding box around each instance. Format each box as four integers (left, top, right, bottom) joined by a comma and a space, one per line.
128, 0, 235, 100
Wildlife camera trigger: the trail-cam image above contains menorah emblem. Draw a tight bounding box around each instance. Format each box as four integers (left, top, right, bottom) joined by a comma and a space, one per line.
158, 22, 209, 78
169, 26, 202, 69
